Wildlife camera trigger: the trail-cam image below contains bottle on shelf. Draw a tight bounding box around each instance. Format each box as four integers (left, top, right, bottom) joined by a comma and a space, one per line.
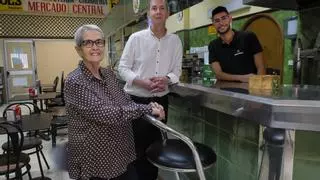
202, 52, 215, 87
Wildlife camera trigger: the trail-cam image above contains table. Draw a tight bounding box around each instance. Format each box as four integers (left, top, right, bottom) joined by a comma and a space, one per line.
10, 92, 58, 111
0, 113, 53, 180
0, 113, 52, 133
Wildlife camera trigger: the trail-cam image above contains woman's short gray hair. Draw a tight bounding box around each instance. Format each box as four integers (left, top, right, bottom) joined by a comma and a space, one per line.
74, 24, 105, 47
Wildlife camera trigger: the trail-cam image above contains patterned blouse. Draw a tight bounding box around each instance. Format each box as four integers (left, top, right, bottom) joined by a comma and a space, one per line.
65, 61, 152, 180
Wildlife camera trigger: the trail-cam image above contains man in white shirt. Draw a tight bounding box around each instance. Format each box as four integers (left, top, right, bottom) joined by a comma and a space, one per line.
118, 0, 182, 179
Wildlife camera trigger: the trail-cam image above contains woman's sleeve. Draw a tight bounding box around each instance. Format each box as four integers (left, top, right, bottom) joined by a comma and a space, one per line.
64, 77, 152, 125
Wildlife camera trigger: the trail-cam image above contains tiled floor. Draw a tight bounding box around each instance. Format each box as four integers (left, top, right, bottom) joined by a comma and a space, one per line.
24, 131, 71, 180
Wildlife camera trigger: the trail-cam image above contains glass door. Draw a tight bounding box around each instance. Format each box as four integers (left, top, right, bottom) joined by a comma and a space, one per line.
4, 40, 37, 101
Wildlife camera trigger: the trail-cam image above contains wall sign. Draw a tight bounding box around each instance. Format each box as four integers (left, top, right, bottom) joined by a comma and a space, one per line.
133, 0, 140, 14
0, 0, 110, 18
111, 0, 119, 8
208, 25, 217, 35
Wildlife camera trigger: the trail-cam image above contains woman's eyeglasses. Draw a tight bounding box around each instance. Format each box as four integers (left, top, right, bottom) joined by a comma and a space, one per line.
81, 39, 105, 48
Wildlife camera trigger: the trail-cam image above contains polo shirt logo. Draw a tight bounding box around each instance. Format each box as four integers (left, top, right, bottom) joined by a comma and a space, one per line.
234, 49, 244, 56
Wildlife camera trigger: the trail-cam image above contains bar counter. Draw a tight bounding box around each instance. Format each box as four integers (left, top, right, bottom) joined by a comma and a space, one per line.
170, 82, 320, 132
166, 81, 320, 180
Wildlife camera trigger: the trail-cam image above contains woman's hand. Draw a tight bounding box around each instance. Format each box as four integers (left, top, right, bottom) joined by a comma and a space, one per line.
150, 102, 165, 120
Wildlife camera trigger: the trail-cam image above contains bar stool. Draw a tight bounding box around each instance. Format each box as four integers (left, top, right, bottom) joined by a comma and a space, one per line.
258, 127, 285, 180
144, 115, 217, 180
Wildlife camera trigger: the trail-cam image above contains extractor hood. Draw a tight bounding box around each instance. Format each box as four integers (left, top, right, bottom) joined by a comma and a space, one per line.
243, 0, 320, 10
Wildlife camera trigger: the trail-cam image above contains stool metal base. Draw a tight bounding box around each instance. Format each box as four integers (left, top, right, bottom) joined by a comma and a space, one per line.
175, 172, 180, 180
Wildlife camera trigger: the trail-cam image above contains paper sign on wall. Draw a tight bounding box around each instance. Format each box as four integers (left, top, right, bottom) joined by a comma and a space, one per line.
11, 53, 29, 69
208, 25, 217, 35
12, 77, 28, 87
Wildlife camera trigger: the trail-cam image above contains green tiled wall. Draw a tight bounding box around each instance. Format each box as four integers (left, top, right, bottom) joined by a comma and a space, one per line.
293, 131, 320, 180
168, 95, 260, 180
179, 10, 297, 84
176, 31, 189, 53
168, 94, 320, 180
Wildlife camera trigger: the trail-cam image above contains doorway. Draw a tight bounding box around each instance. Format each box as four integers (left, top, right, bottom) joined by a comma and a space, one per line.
3, 40, 37, 102
242, 14, 284, 81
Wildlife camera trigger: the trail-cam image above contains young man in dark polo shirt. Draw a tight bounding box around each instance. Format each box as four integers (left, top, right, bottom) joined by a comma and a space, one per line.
209, 6, 265, 82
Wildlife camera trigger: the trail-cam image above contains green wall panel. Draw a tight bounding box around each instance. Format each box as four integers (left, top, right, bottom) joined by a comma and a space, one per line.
293, 131, 320, 180
168, 96, 260, 180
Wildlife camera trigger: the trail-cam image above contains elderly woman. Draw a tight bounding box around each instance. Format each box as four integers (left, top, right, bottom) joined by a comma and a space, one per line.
64, 24, 165, 180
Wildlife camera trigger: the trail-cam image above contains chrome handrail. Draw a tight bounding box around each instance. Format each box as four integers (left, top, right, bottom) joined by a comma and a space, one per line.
144, 114, 206, 180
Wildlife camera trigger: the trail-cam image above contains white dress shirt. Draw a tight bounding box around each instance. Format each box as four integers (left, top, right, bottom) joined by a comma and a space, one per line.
119, 28, 183, 97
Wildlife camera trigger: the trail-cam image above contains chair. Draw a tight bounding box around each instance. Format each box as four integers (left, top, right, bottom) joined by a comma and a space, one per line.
45, 71, 68, 147
0, 122, 32, 180
47, 71, 65, 108
144, 115, 217, 180
2, 103, 50, 177
50, 107, 68, 147
42, 76, 59, 93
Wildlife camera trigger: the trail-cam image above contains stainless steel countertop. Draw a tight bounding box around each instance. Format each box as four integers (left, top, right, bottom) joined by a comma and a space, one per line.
170, 82, 320, 132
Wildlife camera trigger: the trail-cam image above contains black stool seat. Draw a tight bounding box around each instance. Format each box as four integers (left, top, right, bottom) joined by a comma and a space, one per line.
2, 137, 42, 151
146, 139, 217, 170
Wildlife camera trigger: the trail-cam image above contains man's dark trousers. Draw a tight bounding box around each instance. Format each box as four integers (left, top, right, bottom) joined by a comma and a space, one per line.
130, 95, 168, 180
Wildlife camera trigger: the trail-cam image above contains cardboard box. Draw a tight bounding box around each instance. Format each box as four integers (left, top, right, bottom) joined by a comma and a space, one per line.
249, 75, 280, 90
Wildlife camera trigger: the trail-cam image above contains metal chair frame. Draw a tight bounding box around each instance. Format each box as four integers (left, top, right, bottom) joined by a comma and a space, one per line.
0, 122, 32, 180
42, 76, 59, 93
144, 114, 208, 180
2, 103, 50, 177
